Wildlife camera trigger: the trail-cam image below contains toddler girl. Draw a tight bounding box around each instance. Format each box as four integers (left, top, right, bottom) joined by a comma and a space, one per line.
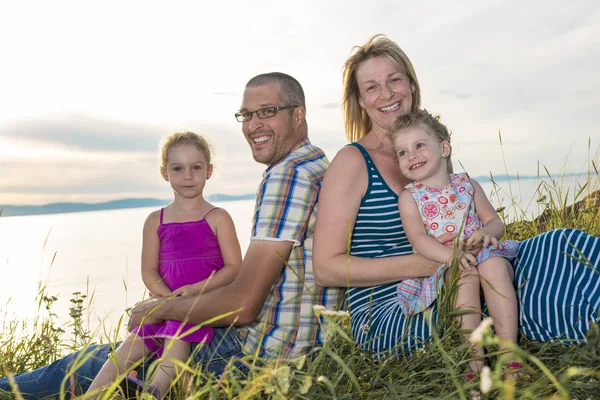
86, 131, 242, 398
392, 110, 520, 376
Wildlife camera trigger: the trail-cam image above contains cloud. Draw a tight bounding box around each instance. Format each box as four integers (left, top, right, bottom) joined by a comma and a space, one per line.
0, 115, 164, 152
0, 143, 264, 204
436, 90, 472, 100
1, 0, 599, 205
211, 92, 239, 97
320, 102, 340, 109
0, 153, 160, 192
0, 114, 268, 205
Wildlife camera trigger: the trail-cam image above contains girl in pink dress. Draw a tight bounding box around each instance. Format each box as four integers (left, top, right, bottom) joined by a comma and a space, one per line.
392, 110, 520, 377
87, 131, 242, 399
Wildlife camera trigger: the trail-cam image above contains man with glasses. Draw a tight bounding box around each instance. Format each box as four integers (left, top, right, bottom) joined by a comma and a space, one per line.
0, 72, 342, 399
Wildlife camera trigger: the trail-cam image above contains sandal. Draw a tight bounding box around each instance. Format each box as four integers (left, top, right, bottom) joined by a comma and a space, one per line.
465, 372, 478, 381
504, 361, 523, 379
464, 369, 482, 400
118, 375, 160, 399
465, 360, 485, 382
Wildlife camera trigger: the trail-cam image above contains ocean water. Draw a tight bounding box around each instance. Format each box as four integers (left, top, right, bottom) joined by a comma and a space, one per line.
0, 199, 255, 335
0, 175, 592, 334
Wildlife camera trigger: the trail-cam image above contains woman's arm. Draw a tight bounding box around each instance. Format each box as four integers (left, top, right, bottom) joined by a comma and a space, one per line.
313, 146, 440, 287
141, 211, 172, 297
466, 178, 505, 248
172, 209, 242, 296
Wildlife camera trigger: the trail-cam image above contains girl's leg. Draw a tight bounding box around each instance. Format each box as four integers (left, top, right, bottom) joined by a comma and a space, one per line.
147, 339, 191, 398
447, 267, 485, 373
477, 257, 518, 349
85, 333, 148, 399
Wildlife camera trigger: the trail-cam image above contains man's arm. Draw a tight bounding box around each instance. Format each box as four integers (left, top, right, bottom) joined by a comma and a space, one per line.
128, 239, 293, 330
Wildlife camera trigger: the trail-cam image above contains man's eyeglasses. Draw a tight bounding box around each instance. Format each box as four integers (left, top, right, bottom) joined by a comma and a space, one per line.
235, 105, 298, 123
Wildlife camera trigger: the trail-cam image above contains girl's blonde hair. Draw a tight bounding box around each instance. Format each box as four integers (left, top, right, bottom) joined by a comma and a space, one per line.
391, 109, 453, 173
342, 34, 421, 142
160, 131, 212, 169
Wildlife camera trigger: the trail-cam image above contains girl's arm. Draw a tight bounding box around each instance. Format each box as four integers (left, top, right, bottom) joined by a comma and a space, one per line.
141, 211, 172, 297
466, 178, 505, 248
399, 190, 477, 270
172, 209, 242, 296
398, 190, 454, 264
313, 146, 443, 288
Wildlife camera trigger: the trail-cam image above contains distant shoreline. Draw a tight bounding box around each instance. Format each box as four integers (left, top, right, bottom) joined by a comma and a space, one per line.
1, 172, 591, 218
0, 194, 256, 218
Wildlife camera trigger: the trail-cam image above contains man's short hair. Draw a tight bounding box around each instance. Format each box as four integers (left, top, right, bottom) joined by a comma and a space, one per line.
246, 72, 306, 109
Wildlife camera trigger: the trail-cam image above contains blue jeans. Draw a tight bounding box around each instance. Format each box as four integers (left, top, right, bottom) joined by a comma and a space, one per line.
0, 327, 244, 399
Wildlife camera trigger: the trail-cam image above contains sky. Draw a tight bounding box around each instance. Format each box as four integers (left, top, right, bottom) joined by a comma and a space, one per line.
1, 0, 599, 205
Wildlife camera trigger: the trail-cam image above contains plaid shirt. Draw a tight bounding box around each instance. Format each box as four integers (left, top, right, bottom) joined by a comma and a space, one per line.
238, 138, 342, 358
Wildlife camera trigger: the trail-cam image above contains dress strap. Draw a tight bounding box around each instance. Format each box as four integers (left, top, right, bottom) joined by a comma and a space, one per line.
203, 207, 220, 220
347, 142, 398, 199
347, 142, 372, 162
159, 208, 164, 224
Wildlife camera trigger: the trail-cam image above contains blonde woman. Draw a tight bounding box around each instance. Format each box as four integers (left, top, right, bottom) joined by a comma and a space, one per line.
313, 34, 600, 358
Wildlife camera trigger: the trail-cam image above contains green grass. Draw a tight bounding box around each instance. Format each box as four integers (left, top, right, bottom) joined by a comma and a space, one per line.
2, 141, 600, 399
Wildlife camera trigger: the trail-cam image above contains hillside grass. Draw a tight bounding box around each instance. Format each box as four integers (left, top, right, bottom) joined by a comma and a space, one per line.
1, 143, 599, 400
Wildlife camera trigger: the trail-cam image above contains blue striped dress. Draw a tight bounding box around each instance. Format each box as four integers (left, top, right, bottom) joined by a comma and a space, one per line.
345, 143, 600, 356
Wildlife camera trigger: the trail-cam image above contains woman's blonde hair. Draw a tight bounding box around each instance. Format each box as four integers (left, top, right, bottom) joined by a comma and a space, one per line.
391, 109, 453, 173
160, 131, 212, 170
342, 34, 421, 142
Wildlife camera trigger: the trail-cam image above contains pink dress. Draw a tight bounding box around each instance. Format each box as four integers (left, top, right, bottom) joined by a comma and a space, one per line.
397, 172, 519, 316
132, 208, 224, 357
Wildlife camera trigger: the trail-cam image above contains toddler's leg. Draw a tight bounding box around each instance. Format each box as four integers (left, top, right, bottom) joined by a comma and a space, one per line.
85, 333, 148, 399
148, 339, 191, 398
477, 257, 518, 349
447, 267, 485, 373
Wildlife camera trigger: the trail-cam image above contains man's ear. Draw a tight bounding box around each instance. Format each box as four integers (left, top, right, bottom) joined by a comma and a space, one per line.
206, 164, 213, 180
160, 167, 169, 182
294, 106, 306, 128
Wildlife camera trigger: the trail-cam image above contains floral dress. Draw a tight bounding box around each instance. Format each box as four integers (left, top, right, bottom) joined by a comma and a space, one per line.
396, 172, 519, 315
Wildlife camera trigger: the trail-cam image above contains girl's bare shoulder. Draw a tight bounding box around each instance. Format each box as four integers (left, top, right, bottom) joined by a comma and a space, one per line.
204, 205, 234, 226
143, 209, 162, 232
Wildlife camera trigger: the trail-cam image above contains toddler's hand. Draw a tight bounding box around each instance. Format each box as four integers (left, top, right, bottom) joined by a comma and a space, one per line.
171, 284, 198, 297
466, 230, 499, 249
436, 232, 458, 246
453, 250, 478, 272
453, 237, 482, 257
